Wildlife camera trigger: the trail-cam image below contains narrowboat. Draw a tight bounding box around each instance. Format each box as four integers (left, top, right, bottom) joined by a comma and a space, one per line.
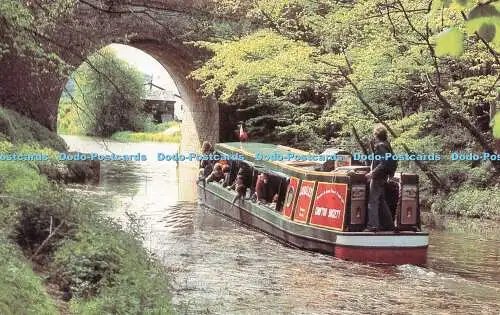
197, 142, 428, 266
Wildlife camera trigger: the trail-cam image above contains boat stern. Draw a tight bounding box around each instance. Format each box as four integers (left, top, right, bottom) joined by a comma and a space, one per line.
334, 232, 428, 266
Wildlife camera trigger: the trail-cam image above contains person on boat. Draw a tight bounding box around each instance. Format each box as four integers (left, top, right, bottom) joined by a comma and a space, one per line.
252, 172, 269, 204
199, 141, 215, 179
221, 164, 231, 187
206, 163, 224, 183
229, 169, 248, 205
270, 193, 279, 209
364, 124, 396, 232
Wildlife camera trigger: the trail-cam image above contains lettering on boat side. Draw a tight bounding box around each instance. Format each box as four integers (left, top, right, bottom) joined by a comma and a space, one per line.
315, 189, 345, 206
293, 180, 316, 222
314, 207, 341, 219
299, 185, 314, 198
310, 183, 348, 230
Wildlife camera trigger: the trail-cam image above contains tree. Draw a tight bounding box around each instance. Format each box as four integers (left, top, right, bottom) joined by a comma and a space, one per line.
192, 0, 499, 192
60, 48, 146, 137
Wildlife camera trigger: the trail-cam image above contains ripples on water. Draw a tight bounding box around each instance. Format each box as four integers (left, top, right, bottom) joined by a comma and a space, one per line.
62, 136, 500, 315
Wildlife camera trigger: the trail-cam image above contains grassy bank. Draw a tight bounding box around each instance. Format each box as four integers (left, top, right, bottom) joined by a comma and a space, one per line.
0, 239, 58, 314
0, 107, 67, 151
111, 121, 181, 143
0, 107, 173, 314
111, 130, 180, 143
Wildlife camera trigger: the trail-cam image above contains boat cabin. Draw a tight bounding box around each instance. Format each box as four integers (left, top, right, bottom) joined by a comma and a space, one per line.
212, 142, 421, 232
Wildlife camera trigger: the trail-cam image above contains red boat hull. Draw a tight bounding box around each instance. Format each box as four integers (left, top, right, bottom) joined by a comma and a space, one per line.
335, 246, 427, 265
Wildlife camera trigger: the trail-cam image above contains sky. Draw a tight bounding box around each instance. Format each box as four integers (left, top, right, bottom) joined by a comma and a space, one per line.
108, 43, 179, 93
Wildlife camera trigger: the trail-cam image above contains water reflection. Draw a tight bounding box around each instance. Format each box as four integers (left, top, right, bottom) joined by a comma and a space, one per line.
62, 136, 500, 314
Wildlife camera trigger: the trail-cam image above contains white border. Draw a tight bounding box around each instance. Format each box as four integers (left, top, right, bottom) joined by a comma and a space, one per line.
336, 235, 428, 247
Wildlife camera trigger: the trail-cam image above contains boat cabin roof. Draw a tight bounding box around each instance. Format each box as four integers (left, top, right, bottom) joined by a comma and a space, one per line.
215, 142, 359, 182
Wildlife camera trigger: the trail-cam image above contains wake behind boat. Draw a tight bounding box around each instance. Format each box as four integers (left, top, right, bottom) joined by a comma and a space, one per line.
197, 142, 428, 266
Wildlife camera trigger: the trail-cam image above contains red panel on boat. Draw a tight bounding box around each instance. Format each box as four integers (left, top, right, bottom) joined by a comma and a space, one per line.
310, 182, 348, 231
293, 180, 316, 223
283, 177, 299, 218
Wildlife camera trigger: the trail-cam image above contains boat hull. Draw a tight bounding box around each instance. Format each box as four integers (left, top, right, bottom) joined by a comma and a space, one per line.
199, 183, 428, 266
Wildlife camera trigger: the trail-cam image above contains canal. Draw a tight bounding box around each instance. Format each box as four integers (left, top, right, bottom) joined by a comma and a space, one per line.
62, 135, 499, 314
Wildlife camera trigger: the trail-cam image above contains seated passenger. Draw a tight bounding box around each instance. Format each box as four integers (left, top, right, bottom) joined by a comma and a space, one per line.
231, 172, 247, 205
222, 164, 231, 187
252, 173, 269, 204
206, 163, 224, 183
228, 165, 249, 191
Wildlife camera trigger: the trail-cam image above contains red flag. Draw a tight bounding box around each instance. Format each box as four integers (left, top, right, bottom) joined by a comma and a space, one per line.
239, 125, 248, 142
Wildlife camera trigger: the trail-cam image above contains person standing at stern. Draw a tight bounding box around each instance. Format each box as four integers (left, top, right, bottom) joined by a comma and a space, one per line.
364, 124, 397, 232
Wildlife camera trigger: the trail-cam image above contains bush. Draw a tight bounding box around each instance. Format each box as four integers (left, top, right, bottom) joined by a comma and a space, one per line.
0, 107, 67, 151
431, 185, 500, 220
9, 188, 95, 261
53, 221, 124, 299
54, 218, 173, 314
0, 239, 58, 315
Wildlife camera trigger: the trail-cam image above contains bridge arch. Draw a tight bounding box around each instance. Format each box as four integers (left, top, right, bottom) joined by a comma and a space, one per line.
0, 1, 221, 152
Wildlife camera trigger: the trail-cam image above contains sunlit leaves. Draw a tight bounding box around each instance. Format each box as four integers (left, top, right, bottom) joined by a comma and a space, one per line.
431, 1, 500, 56
190, 29, 329, 101
435, 27, 465, 57
493, 113, 500, 139
466, 3, 500, 47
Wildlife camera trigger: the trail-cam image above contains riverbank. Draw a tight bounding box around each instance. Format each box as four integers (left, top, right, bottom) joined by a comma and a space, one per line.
0, 107, 173, 314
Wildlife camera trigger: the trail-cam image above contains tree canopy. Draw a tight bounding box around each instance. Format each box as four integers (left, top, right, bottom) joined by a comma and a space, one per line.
191, 0, 499, 193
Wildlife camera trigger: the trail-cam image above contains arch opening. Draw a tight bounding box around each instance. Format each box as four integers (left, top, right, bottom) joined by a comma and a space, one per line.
53, 40, 220, 152
57, 44, 183, 140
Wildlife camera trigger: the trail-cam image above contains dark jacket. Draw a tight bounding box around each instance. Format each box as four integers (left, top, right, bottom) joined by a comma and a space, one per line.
371, 140, 394, 180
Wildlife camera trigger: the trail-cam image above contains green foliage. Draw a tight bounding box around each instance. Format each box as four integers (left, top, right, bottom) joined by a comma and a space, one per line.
0, 113, 173, 312
435, 27, 465, 57
143, 120, 180, 132
493, 112, 500, 139
55, 218, 173, 314
0, 107, 67, 151
0, 161, 49, 198
433, 1, 500, 54
57, 97, 85, 135
191, 29, 326, 101
0, 0, 76, 72
54, 222, 125, 299
0, 239, 58, 315
58, 48, 147, 137
195, 0, 499, 203
111, 130, 181, 143
432, 185, 500, 219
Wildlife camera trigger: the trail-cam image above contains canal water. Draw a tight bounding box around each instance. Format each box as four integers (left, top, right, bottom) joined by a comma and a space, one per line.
62, 136, 499, 315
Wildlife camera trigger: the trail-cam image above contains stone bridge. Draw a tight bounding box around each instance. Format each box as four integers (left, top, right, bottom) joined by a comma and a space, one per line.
0, 0, 238, 152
